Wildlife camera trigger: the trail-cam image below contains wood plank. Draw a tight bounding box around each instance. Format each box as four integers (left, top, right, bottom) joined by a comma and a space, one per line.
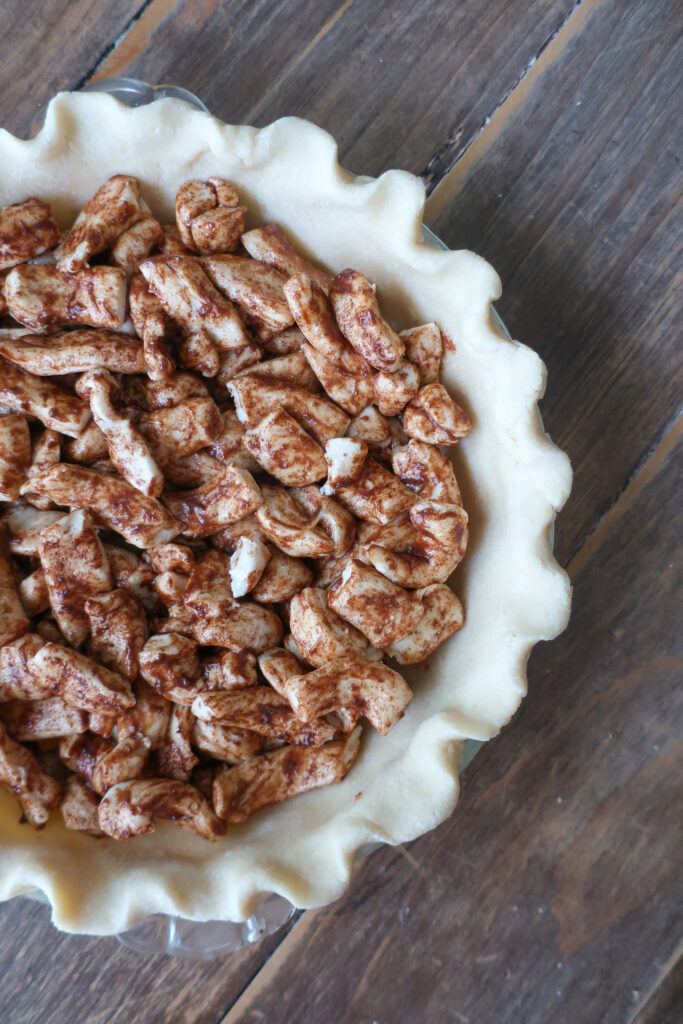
426, 0, 683, 565
0, 895, 299, 1024
0, 1, 146, 137
0, 1, 678, 1021
630, 947, 683, 1024
222, 416, 683, 1024
93, 0, 578, 180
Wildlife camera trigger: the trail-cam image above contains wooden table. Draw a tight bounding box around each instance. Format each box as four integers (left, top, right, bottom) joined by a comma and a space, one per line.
0, 2, 681, 1021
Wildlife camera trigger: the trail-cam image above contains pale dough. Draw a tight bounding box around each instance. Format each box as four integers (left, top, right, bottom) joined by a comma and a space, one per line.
0, 93, 572, 934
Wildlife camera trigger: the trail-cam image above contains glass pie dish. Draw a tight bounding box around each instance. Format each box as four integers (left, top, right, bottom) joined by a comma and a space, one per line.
25, 732, 483, 956
1, 77, 570, 958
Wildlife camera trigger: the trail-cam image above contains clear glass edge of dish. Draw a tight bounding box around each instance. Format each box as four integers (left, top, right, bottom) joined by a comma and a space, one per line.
15, 78, 507, 956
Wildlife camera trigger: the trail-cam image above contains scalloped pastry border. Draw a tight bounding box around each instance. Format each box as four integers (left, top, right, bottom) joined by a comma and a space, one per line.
0, 93, 572, 935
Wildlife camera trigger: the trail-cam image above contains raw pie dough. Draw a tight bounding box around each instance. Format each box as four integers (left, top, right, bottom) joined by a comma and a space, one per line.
0, 92, 571, 934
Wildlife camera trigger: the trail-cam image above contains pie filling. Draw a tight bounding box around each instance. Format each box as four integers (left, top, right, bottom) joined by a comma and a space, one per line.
0, 174, 470, 841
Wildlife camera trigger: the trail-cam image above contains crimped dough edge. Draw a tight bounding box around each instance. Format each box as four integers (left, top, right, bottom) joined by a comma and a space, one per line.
0, 93, 572, 934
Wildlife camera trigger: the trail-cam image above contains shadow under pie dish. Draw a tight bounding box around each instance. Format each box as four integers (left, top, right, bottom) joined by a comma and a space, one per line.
0, 91, 571, 935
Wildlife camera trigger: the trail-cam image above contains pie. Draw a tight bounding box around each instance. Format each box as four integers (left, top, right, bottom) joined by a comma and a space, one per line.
0, 92, 571, 934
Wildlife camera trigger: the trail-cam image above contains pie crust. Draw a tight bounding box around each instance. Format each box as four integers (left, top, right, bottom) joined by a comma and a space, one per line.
0, 92, 571, 934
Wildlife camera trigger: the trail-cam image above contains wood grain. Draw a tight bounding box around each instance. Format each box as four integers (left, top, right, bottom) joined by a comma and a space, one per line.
222, 418, 683, 1024
426, 0, 683, 566
0, 1, 146, 137
630, 947, 683, 1024
0, 0, 679, 1021
0, 895, 299, 1024
93, 0, 578, 179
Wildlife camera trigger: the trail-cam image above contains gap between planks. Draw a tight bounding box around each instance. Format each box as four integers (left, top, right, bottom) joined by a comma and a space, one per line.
92, 0, 184, 79
567, 410, 682, 579
628, 941, 683, 1023
213, 420, 682, 1022
86, 0, 600, 210
424, 0, 607, 214
72, 0, 158, 91
92, 0, 357, 86
65, 0, 598, 211
218, 907, 328, 1024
